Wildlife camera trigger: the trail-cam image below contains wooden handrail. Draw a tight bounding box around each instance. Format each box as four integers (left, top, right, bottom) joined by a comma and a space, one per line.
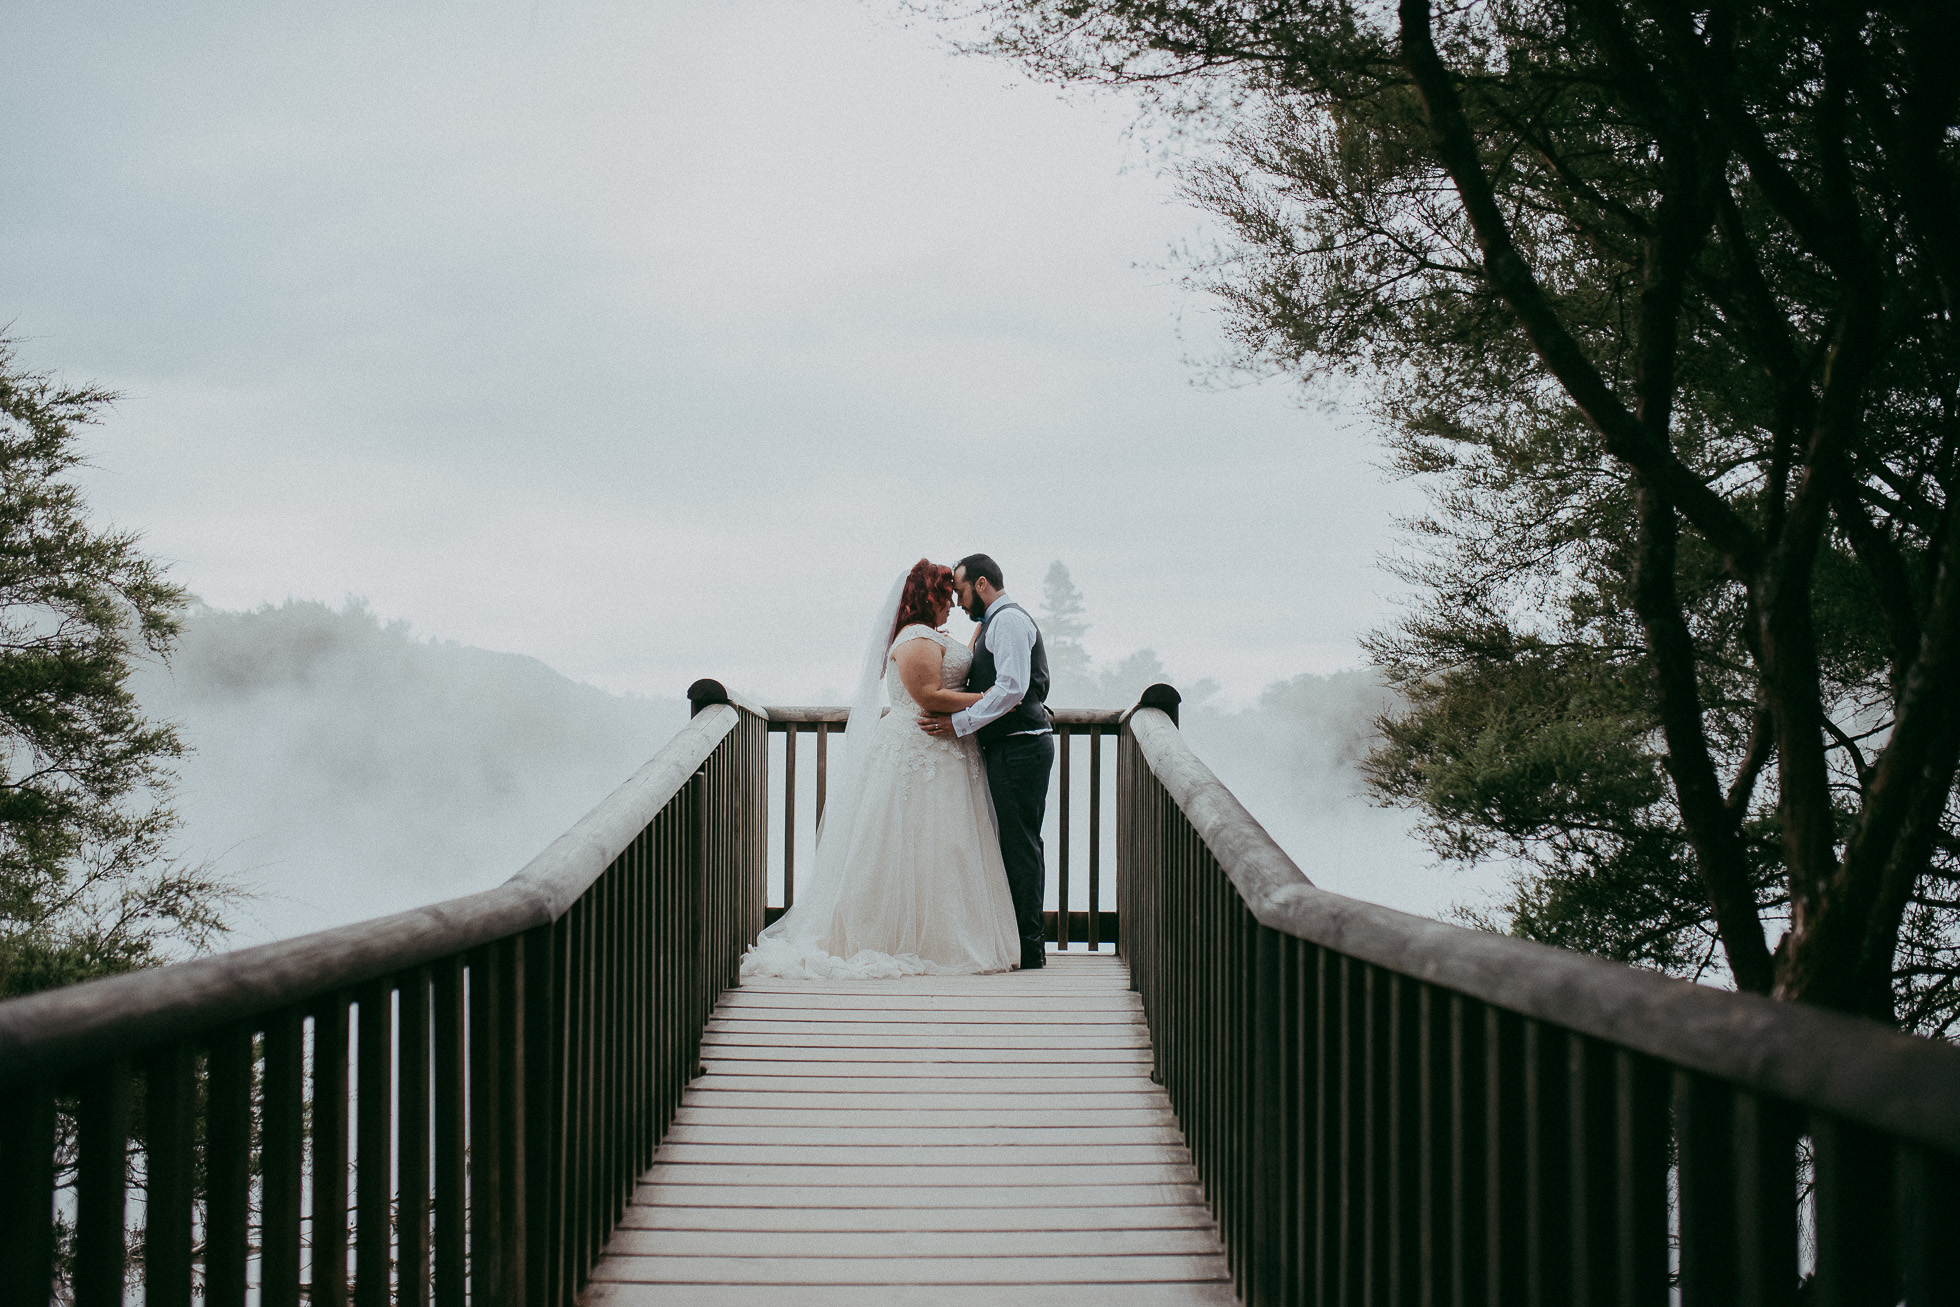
0, 705, 745, 1092
0, 687, 775, 1307
1127, 704, 1960, 1155
1120, 689, 1960, 1305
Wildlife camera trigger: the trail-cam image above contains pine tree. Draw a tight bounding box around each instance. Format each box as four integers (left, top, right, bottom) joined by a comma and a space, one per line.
1041, 562, 1094, 698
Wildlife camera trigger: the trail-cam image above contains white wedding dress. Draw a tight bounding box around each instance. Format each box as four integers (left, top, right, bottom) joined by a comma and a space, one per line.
740, 623, 1022, 978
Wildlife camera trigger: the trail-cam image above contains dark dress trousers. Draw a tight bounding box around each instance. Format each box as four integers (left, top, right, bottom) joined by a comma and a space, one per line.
964, 602, 1054, 965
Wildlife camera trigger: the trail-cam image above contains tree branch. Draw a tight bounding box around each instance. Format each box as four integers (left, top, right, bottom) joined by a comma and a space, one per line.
1629, 477, 1777, 991
1396, 0, 1764, 580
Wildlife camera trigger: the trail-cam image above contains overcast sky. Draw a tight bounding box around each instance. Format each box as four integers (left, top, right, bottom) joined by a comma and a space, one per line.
5, 0, 1420, 705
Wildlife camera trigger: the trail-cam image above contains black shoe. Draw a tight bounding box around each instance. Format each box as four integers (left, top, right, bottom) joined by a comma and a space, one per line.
1020, 948, 1046, 970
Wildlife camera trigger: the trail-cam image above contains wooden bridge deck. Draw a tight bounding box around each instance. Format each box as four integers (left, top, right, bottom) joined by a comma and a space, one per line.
584, 952, 1233, 1306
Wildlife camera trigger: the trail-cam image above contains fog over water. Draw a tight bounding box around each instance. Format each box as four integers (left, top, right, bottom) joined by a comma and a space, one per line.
138, 598, 1505, 951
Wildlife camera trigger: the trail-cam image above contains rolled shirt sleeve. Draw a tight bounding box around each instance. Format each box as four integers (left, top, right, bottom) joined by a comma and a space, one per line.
952, 603, 1037, 738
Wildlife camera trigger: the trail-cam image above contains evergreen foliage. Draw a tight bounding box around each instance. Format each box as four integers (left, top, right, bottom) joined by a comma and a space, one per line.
0, 341, 234, 998
1042, 561, 1094, 689
949, 0, 1960, 1029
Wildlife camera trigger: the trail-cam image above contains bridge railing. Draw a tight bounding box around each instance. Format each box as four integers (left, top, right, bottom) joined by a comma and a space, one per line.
1118, 685, 1960, 1307
0, 690, 770, 1307
757, 696, 1124, 949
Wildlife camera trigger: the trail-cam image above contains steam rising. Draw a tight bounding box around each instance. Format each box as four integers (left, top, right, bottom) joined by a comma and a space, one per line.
134, 600, 683, 948
135, 599, 1495, 950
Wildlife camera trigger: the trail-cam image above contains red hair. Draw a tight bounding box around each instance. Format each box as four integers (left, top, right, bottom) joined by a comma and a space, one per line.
890, 558, 954, 649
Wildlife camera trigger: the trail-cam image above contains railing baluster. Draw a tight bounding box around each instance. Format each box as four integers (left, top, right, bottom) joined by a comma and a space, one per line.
521, 922, 558, 1307
1058, 723, 1071, 950
355, 979, 395, 1307
569, 893, 590, 1277
1418, 982, 1450, 1307
1524, 1019, 1570, 1307
1894, 1143, 1960, 1307
1363, 962, 1385, 1302
433, 959, 466, 1307
1088, 725, 1103, 950
1388, 972, 1421, 1307
74, 1058, 132, 1307
1250, 920, 1282, 1303
143, 1043, 196, 1307
626, 835, 645, 1188
207, 1023, 254, 1307
1676, 1070, 1739, 1305
470, 947, 506, 1302
1339, 953, 1363, 1301
499, 935, 528, 1298
0, 1080, 58, 1306
547, 913, 574, 1307
1486, 1007, 1528, 1303
783, 721, 797, 910
1450, 993, 1488, 1307
1614, 1049, 1668, 1305
1732, 1090, 1797, 1307
599, 865, 618, 1239
314, 997, 352, 1307
399, 968, 433, 1307
262, 1007, 306, 1307
815, 722, 828, 825
1568, 1034, 1617, 1307
1811, 1116, 1896, 1305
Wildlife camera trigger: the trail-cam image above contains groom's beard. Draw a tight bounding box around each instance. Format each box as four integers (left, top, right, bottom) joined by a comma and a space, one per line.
964, 596, 987, 621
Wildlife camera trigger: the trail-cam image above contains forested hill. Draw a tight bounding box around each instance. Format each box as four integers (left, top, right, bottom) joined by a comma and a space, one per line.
132, 601, 685, 948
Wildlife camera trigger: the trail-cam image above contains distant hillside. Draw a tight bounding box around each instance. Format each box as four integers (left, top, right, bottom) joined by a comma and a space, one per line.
134, 600, 1495, 951
133, 600, 685, 947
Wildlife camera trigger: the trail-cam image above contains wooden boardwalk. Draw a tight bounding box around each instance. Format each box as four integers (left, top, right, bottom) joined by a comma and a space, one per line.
584, 952, 1233, 1305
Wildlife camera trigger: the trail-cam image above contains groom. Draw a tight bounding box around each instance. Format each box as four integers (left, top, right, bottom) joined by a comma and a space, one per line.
918, 554, 1054, 971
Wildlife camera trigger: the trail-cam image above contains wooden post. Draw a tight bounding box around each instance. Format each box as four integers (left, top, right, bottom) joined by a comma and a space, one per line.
783, 722, 798, 910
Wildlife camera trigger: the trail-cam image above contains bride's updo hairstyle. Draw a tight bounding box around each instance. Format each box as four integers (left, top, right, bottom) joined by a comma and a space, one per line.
890, 558, 954, 647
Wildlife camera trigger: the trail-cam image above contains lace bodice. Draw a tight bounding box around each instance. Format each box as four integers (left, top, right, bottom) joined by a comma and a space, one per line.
886, 625, 969, 713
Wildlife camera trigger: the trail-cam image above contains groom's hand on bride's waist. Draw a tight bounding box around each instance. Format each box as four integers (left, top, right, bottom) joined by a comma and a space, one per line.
918, 711, 953, 737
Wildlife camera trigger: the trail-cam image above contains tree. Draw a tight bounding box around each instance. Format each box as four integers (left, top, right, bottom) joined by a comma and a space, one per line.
1042, 561, 1095, 694
0, 340, 234, 998
948, 0, 1960, 1025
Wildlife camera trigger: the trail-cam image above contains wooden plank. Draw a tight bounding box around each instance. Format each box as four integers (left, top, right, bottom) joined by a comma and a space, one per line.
697, 1063, 1158, 1083
722, 992, 1142, 1003
684, 1078, 1163, 1098
640, 1162, 1202, 1187
709, 1018, 1146, 1035
618, 1205, 1221, 1232
603, 1227, 1227, 1257
632, 1182, 1209, 1208
585, 1282, 1239, 1307
592, 956, 1226, 1300
588, 1253, 1230, 1284
703, 1031, 1149, 1049
661, 1124, 1183, 1146
710, 1013, 1146, 1029
699, 1046, 1152, 1064
650, 1143, 1192, 1167
730, 981, 1134, 997
673, 1107, 1179, 1127
715, 995, 1144, 1012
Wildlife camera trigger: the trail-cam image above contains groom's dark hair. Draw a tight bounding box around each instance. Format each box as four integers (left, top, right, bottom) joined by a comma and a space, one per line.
955, 554, 1005, 591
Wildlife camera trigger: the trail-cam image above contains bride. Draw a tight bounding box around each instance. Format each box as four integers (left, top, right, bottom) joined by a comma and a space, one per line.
740, 559, 1023, 978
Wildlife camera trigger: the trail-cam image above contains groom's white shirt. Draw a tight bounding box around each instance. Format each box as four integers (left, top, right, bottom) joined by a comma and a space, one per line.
952, 594, 1050, 739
